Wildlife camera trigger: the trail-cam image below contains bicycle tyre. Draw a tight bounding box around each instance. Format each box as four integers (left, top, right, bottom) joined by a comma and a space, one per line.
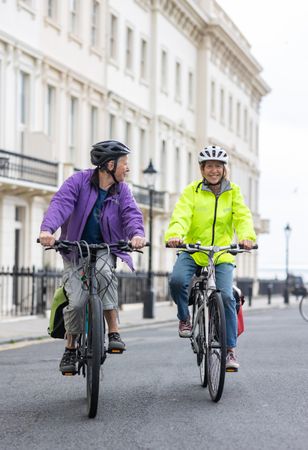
86, 296, 103, 418
198, 303, 208, 388
299, 295, 308, 322
206, 291, 227, 402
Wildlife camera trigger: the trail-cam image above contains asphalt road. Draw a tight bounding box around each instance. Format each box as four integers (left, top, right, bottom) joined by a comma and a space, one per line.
1, 306, 308, 450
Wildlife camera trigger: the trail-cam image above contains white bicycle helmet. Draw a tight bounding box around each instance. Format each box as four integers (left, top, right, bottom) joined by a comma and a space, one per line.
198, 145, 228, 164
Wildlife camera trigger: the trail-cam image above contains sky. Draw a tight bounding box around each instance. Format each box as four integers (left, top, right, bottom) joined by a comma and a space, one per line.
216, 0, 308, 279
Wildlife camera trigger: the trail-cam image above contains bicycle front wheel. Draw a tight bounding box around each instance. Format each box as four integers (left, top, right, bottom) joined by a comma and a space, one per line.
299, 296, 308, 322
86, 297, 103, 418
194, 291, 207, 388
206, 291, 227, 402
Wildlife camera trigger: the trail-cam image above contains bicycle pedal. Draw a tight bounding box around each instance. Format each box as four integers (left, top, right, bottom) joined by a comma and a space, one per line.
226, 367, 238, 373
108, 348, 125, 354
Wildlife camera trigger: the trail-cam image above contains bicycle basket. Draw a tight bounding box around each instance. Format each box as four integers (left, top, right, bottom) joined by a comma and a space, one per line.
48, 286, 69, 339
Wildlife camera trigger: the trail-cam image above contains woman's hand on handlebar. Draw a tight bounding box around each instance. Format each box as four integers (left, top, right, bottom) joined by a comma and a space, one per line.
239, 239, 255, 250
166, 237, 184, 248
130, 235, 148, 250
39, 231, 55, 247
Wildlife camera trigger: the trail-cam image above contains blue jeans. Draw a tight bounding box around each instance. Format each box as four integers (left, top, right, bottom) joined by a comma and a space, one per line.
169, 252, 237, 348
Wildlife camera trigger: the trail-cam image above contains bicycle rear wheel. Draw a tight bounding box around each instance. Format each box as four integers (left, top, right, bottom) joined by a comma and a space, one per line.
206, 291, 227, 402
299, 296, 308, 322
86, 296, 103, 418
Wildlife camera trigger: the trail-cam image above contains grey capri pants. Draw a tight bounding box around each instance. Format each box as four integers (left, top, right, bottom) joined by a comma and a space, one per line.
62, 249, 118, 335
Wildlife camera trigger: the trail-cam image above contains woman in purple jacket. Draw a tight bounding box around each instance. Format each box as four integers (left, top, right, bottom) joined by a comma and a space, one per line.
39, 140, 147, 374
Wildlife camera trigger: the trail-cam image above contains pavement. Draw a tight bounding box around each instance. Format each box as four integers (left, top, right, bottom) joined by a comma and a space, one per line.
0, 295, 300, 348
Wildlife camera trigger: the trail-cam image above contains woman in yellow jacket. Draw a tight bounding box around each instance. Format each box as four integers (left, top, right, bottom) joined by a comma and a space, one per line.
165, 145, 256, 370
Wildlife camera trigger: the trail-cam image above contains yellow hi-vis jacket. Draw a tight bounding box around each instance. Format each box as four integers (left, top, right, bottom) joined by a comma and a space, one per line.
164, 178, 257, 266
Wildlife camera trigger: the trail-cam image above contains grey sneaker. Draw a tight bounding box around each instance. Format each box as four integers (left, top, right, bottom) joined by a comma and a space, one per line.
108, 332, 126, 353
59, 348, 77, 374
178, 318, 192, 338
226, 351, 239, 371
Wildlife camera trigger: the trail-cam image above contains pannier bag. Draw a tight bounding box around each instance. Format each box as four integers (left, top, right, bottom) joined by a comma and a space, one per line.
48, 286, 68, 339
233, 285, 245, 337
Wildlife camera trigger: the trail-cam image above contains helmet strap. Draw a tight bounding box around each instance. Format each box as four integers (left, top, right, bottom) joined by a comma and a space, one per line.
100, 159, 119, 183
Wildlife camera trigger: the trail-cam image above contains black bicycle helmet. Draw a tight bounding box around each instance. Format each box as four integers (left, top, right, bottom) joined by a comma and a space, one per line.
91, 140, 131, 168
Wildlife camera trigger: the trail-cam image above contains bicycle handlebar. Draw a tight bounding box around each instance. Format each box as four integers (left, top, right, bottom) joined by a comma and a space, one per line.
165, 242, 258, 254
37, 238, 150, 253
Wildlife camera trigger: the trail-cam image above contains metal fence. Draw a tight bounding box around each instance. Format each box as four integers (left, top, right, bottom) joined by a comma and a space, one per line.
132, 184, 165, 209
0, 149, 58, 186
0, 267, 170, 318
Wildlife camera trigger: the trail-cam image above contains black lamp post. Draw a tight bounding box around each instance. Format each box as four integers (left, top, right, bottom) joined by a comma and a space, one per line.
142, 159, 158, 318
284, 223, 291, 304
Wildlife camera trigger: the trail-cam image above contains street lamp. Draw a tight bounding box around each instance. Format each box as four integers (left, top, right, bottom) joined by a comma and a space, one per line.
284, 223, 292, 304
142, 159, 158, 318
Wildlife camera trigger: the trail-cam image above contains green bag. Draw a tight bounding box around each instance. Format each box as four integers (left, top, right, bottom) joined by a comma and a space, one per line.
48, 286, 69, 339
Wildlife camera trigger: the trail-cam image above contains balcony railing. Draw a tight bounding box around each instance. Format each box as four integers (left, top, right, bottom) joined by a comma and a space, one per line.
0, 149, 58, 187
132, 184, 165, 209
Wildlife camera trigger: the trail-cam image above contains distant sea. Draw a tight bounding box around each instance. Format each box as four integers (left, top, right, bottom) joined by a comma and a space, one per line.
258, 266, 308, 282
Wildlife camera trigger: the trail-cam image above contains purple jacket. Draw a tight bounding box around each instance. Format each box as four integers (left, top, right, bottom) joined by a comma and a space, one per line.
40, 169, 145, 270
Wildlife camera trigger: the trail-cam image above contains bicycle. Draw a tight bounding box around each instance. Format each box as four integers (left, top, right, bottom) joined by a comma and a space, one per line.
168, 242, 257, 402
39, 238, 147, 418
298, 288, 308, 322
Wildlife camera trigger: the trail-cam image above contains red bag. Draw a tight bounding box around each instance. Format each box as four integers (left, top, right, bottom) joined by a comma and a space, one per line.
237, 303, 244, 336
233, 285, 245, 337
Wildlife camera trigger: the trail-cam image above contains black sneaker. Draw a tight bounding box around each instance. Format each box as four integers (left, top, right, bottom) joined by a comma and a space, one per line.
59, 348, 77, 374
108, 332, 126, 353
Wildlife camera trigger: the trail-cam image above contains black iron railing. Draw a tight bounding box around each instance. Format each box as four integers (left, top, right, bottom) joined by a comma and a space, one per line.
0, 267, 170, 317
132, 184, 165, 209
0, 149, 58, 186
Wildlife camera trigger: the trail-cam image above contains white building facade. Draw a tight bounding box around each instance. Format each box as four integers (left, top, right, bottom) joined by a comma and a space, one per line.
0, 0, 269, 279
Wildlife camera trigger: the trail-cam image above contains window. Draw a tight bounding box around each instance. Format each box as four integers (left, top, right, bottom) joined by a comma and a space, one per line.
175, 147, 180, 191
161, 50, 168, 92
220, 88, 225, 124
19, 71, 30, 152
45, 85, 56, 138
47, 0, 57, 20
244, 108, 248, 141
254, 179, 259, 212
109, 14, 118, 60
14, 206, 25, 268
90, 0, 99, 47
249, 119, 253, 149
188, 72, 194, 108
139, 128, 147, 174
0, 60, 2, 144
236, 101, 241, 136
109, 113, 116, 138
160, 140, 166, 190
248, 176, 253, 208
125, 121, 131, 147
255, 124, 259, 154
140, 39, 148, 80
187, 152, 192, 184
211, 81, 216, 117
125, 27, 133, 71
228, 95, 233, 130
175, 62, 181, 101
69, 96, 78, 160
69, 0, 79, 35
90, 106, 98, 144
